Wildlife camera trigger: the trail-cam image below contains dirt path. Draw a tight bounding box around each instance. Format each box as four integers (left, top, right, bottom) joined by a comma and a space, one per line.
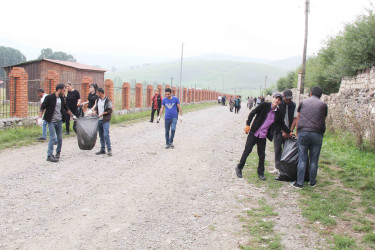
0, 105, 321, 249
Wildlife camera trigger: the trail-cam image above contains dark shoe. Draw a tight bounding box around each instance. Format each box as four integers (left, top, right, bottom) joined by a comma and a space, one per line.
166, 144, 171, 149
149, 120, 153, 123
46, 155, 58, 163
290, 182, 303, 189
55, 152, 60, 159
107, 150, 112, 156
64, 132, 69, 135
156, 120, 159, 123
258, 174, 266, 181
96, 150, 106, 155
309, 182, 316, 187
37, 137, 46, 141
170, 143, 174, 149
235, 166, 242, 178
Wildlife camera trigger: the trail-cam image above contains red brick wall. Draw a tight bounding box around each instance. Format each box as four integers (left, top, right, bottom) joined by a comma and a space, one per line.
81, 76, 93, 102
183, 88, 187, 103
9, 67, 28, 118
135, 83, 143, 108
157, 84, 163, 97
172, 87, 176, 96
122, 82, 130, 109
105, 79, 114, 109
43, 70, 59, 94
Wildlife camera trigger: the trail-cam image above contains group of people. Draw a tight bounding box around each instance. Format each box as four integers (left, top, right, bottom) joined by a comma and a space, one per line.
37, 82, 113, 162
217, 95, 227, 106
235, 87, 327, 189
229, 96, 242, 113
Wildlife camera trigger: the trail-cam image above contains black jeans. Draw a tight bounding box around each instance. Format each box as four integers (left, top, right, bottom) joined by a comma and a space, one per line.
235, 106, 239, 113
150, 107, 160, 122
273, 130, 285, 169
65, 108, 76, 133
238, 133, 267, 175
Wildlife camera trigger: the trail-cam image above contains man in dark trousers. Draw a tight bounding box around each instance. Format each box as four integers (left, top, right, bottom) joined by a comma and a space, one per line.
150, 88, 163, 123
39, 84, 76, 162
95, 88, 113, 156
235, 93, 291, 181
270, 89, 297, 175
291, 86, 327, 189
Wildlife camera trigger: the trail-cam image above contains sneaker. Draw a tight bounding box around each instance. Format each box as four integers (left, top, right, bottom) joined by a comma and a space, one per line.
309, 182, 316, 187
235, 166, 242, 178
46, 155, 58, 163
165, 144, 171, 149
96, 150, 106, 155
37, 137, 46, 141
258, 174, 266, 181
107, 150, 112, 156
170, 143, 174, 149
55, 152, 60, 159
269, 168, 280, 175
290, 182, 303, 189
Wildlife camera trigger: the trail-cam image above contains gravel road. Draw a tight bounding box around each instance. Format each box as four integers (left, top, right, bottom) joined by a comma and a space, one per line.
0, 104, 321, 249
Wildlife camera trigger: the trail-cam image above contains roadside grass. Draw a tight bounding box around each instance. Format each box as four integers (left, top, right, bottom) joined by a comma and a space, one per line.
0, 102, 216, 151
294, 132, 375, 249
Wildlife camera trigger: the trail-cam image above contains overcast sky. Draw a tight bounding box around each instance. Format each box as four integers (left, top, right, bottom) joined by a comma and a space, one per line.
1, 0, 373, 60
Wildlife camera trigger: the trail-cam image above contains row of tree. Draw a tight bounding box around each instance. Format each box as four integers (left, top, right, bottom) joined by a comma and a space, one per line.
276, 7, 375, 95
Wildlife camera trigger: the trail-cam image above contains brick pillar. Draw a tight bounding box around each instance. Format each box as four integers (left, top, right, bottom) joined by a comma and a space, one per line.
165, 84, 170, 90
183, 88, 187, 103
122, 82, 130, 109
44, 70, 59, 94
135, 83, 143, 108
157, 84, 163, 97
172, 87, 176, 96
81, 76, 93, 102
105, 79, 114, 109
9, 67, 28, 118
147, 85, 153, 107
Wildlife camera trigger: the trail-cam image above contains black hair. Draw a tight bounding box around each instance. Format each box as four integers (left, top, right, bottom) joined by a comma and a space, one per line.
311, 86, 323, 98
56, 83, 65, 91
165, 88, 171, 93
90, 83, 98, 91
37, 88, 45, 93
98, 88, 105, 94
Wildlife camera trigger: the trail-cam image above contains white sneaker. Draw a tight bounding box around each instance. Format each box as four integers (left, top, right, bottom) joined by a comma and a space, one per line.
269, 169, 280, 175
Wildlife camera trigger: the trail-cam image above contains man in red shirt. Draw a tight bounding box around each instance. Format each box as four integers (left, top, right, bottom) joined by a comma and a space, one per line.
150, 89, 163, 123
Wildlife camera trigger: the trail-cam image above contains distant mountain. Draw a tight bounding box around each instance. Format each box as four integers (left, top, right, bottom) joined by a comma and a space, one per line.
106, 59, 288, 97
267, 56, 310, 71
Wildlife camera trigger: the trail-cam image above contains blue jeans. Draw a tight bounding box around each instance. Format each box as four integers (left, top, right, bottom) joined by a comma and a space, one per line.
98, 120, 111, 151
296, 131, 323, 186
165, 118, 177, 145
47, 121, 63, 156
42, 120, 57, 141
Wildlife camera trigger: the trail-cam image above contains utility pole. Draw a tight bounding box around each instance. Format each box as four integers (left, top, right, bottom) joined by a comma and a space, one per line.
300, 0, 310, 95
179, 43, 184, 101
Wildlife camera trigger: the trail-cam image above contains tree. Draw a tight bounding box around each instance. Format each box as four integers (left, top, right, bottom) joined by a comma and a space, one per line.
38, 48, 77, 62
0, 46, 27, 78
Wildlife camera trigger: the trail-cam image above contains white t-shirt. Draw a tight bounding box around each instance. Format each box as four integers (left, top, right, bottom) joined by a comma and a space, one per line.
40, 93, 47, 104
98, 98, 105, 120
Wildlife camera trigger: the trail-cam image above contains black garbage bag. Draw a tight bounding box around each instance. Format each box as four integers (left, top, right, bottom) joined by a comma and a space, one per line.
76, 116, 99, 150
277, 137, 310, 182
73, 105, 84, 134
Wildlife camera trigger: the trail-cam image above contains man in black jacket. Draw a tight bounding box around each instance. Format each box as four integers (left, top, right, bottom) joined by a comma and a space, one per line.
39, 84, 76, 162
235, 93, 291, 181
150, 88, 163, 123
95, 88, 113, 156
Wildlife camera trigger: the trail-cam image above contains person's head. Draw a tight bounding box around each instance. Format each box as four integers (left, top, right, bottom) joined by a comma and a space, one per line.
97, 88, 105, 98
37, 88, 45, 98
283, 89, 293, 104
89, 83, 98, 94
154, 88, 159, 94
311, 86, 323, 98
56, 83, 66, 97
165, 88, 172, 99
272, 93, 283, 108
65, 81, 73, 91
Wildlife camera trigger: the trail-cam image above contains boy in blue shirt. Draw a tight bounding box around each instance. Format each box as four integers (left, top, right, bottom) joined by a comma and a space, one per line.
157, 88, 183, 148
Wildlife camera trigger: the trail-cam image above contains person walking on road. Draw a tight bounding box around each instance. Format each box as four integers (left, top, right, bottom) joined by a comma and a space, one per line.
270, 89, 297, 175
36, 88, 56, 143
39, 84, 76, 162
229, 96, 234, 112
235, 93, 291, 181
95, 88, 113, 156
150, 88, 163, 123
291, 86, 327, 189
64, 82, 81, 135
234, 96, 241, 114
157, 88, 183, 149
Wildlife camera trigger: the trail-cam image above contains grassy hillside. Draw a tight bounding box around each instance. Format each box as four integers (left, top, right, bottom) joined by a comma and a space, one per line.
106, 60, 288, 97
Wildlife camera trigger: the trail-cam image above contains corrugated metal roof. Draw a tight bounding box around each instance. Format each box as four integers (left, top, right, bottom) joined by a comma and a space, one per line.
2, 58, 107, 72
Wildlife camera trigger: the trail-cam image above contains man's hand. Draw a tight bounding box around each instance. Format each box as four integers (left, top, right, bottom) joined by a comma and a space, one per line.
179, 116, 183, 123
37, 118, 43, 126
244, 125, 251, 134
282, 131, 288, 138
157, 116, 160, 122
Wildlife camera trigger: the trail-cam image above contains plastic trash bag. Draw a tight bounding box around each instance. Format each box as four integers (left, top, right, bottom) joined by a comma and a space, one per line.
73, 105, 84, 134
277, 137, 309, 182
76, 116, 99, 150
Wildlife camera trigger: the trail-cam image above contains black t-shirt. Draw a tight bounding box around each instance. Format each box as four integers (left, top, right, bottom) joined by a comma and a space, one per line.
87, 92, 98, 108
66, 90, 80, 110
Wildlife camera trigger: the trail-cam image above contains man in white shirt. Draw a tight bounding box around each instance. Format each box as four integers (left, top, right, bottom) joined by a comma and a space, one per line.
95, 88, 113, 156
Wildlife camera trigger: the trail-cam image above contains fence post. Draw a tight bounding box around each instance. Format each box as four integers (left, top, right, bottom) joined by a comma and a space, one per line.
135, 83, 143, 108
122, 82, 130, 109
9, 67, 28, 118
105, 79, 114, 109
147, 85, 153, 107
157, 84, 163, 97
44, 70, 59, 94
81, 76, 93, 103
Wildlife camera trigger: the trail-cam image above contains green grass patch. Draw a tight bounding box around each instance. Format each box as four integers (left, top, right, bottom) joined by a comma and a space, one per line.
333, 234, 357, 249
363, 233, 375, 244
